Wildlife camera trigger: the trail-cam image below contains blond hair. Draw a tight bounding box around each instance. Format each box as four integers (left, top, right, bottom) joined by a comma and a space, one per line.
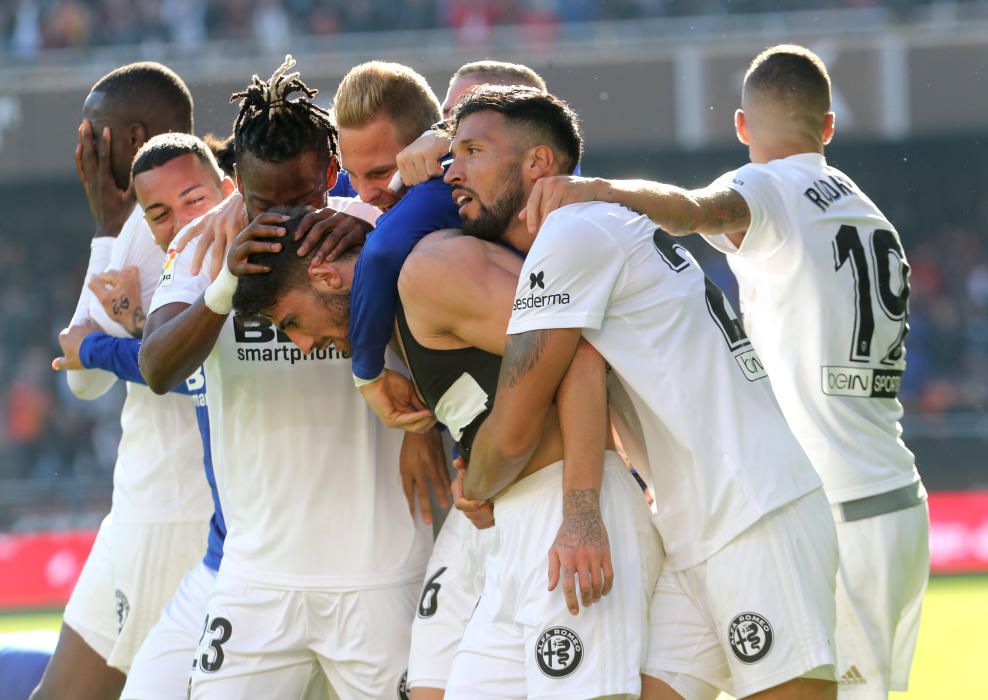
333, 61, 441, 145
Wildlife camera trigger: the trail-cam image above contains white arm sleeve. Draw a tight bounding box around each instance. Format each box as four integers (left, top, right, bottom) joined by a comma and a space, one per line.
66, 237, 118, 400
507, 207, 626, 335
706, 165, 790, 260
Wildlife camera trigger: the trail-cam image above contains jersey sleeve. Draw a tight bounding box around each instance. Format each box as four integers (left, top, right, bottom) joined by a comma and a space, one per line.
148, 227, 211, 316
78, 333, 194, 395
65, 237, 120, 400
706, 164, 790, 260
349, 177, 461, 381
507, 207, 625, 335
87, 210, 162, 338
69, 237, 114, 325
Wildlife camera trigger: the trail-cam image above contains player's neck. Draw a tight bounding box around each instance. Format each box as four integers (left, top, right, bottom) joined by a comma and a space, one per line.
503, 217, 534, 254
749, 140, 824, 164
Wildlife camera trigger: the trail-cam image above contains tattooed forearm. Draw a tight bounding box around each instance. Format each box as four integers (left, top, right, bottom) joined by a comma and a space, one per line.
559, 488, 605, 546
695, 187, 750, 235
499, 329, 550, 388
111, 294, 146, 337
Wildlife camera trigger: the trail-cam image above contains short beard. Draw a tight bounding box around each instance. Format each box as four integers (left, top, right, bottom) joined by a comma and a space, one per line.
315, 288, 351, 331
461, 180, 525, 243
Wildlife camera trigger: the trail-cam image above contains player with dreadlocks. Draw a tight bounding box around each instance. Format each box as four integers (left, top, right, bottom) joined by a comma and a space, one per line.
139, 56, 433, 698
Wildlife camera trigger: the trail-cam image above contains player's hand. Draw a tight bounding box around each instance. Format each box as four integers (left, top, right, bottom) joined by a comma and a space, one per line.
174, 191, 248, 280
295, 208, 374, 266
87, 266, 146, 337
451, 457, 494, 529
547, 490, 613, 616
521, 176, 600, 234
52, 319, 102, 371
75, 121, 134, 238
395, 129, 449, 187
225, 213, 290, 277
399, 429, 451, 525
358, 369, 437, 433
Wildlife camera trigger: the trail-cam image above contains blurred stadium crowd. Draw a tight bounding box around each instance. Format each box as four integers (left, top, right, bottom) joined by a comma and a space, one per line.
0, 0, 963, 54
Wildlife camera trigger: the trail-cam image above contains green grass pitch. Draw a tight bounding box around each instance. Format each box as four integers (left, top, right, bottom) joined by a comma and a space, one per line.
1, 576, 985, 697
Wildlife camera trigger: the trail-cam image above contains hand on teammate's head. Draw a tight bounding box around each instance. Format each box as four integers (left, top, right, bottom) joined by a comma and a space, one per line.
295, 208, 373, 266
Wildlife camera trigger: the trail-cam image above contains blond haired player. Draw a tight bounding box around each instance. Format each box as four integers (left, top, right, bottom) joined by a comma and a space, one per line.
525, 45, 928, 699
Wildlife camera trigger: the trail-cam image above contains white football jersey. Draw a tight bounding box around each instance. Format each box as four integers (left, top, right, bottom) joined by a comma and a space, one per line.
508, 202, 821, 571
707, 153, 921, 503
148, 197, 431, 589
71, 206, 212, 524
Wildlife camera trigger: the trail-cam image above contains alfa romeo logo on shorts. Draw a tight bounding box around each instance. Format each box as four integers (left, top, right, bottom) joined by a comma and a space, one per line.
114, 589, 130, 633
728, 612, 773, 664
397, 669, 410, 699
535, 626, 583, 678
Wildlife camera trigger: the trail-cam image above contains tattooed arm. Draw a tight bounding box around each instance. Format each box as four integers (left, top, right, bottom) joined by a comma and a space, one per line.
550, 339, 612, 615
524, 176, 752, 247
88, 266, 147, 337
464, 327, 583, 502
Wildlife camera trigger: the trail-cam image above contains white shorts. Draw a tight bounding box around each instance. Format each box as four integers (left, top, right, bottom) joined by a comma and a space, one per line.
62, 513, 209, 673
834, 500, 929, 697
121, 561, 217, 700
645, 488, 838, 699
445, 454, 662, 700
189, 570, 420, 700
407, 507, 492, 691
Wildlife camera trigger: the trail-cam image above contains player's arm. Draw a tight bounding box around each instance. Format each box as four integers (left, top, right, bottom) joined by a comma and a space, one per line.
551, 338, 612, 614
54, 328, 194, 395
525, 176, 751, 246
397, 234, 518, 357
351, 181, 462, 428
465, 327, 582, 501
141, 213, 287, 393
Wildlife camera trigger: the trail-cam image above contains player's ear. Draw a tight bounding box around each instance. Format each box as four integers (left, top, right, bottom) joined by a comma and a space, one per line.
220, 176, 236, 198
234, 165, 244, 198
129, 122, 148, 152
822, 112, 836, 145
526, 144, 554, 181
735, 109, 750, 145
325, 156, 339, 193
308, 260, 344, 291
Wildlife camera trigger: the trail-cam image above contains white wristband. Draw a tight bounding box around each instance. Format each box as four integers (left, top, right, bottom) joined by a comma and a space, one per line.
204, 264, 239, 315
353, 371, 384, 388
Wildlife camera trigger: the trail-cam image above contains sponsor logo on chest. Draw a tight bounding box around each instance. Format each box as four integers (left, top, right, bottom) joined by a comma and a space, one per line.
231, 315, 348, 365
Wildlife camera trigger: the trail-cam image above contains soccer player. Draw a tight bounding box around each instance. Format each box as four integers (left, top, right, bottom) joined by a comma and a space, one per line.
63, 133, 230, 700
524, 45, 929, 699
446, 85, 840, 700
393, 60, 549, 187
35, 63, 213, 700
327, 61, 618, 698
138, 58, 433, 698
231, 210, 662, 699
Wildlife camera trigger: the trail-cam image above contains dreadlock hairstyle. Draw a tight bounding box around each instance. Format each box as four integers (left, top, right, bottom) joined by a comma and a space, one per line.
230, 55, 339, 166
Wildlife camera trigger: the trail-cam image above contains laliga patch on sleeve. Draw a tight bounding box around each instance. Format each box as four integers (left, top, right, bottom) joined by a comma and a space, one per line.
158, 248, 177, 287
